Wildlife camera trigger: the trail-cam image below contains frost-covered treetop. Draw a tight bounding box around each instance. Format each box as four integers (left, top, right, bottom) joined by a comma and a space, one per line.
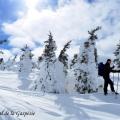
20, 45, 33, 60
88, 26, 101, 44
43, 32, 57, 62
59, 40, 71, 68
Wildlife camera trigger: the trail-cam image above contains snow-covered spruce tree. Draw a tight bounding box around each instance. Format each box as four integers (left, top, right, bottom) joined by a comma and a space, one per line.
0, 57, 4, 70
5, 55, 18, 71
0, 40, 7, 70
33, 32, 66, 93
70, 54, 78, 69
37, 55, 44, 69
114, 40, 120, 68
64, 53, 79, 93
74, 26, 101, 94
18, 45, 33, 89
74, 42, 89, 93
59, 40, 71, 75
58, 41, 71, 92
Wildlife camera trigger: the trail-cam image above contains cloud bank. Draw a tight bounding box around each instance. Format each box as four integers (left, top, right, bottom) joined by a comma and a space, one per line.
2, 0, 120, 61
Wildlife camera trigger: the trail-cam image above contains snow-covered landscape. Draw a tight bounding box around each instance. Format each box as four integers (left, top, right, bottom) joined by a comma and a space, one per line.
0, 22, 120, 120
1, 0, 120, 120
0, 70, 120, 120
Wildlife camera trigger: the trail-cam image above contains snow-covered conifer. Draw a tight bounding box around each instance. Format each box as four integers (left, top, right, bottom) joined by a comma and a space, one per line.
5, 55, 18, 71
0, 58, 4, 70
37, 55, 44, 69
58, 41, 72, 92
74, 27, 101, 93
70, 54, 78, 69
19, 45, 33, 73
0, 42, 5, 70
32, 32, 59, 93
59, 40, 71, 75
18, 45, 33, 89
114, 40, 120, 68
32, 33, 72, 93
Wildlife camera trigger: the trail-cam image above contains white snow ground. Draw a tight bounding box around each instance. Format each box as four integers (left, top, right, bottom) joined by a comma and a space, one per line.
0, 71, 120, 120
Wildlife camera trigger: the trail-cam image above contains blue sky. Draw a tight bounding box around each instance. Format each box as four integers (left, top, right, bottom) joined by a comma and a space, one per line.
0, 0, 25, 49
0, 0, 52, 41
0, 0, 24, 23
0, 0, 120, 61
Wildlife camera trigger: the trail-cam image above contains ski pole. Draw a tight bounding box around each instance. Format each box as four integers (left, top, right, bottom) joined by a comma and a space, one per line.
116, 73, 119, 94
113, 73, 114, 84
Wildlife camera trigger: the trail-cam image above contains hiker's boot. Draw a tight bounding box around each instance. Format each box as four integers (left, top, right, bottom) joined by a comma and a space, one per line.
115, 92, 119, 95
104, 93, 108, 96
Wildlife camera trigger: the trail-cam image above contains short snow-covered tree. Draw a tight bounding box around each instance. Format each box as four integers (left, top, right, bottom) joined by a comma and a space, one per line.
0, 40, 7, 70
5, 55, 18, 71
0, 57, 4, 70
18, 45, 33, 89
114, 40, 120, 68
58, 41, 71, 92
65, 53, 79, 93
40, 32, 57, 93
74, 27, 101, 93
19, 45, 33, 73
32, 32, 65, 93
74, 42, 90, 93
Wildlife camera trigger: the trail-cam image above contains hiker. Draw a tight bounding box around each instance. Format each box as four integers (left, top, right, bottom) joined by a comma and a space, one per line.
103, 59, 120, 95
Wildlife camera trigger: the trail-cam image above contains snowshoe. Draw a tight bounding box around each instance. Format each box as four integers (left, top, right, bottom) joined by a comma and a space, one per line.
111, 91, 119, 95
104, 93, 108, 96
115, 92, 119, 95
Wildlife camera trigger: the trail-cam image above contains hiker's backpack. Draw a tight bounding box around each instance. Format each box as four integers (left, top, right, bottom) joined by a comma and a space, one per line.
98, 62, 105, 76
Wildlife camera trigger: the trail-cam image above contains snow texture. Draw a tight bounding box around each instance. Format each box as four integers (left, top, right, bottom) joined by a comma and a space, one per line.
0, 70, 120, 120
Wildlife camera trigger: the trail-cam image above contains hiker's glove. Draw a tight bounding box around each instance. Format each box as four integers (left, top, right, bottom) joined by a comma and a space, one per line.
112, 65, 115, 69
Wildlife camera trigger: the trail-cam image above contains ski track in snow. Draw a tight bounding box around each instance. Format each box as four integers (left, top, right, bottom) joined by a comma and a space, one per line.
0, 71, 120, 120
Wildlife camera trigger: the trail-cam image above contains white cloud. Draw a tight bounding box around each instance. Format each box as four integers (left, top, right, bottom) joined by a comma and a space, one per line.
9, 36, 36, 48
2, 0, 120, 60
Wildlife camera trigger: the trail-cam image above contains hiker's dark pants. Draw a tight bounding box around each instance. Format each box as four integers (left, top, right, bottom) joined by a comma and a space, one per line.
103, 75, 115, 94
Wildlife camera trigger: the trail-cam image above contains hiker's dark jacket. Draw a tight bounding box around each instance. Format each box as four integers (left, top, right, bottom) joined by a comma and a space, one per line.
103, 62, 117, 77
